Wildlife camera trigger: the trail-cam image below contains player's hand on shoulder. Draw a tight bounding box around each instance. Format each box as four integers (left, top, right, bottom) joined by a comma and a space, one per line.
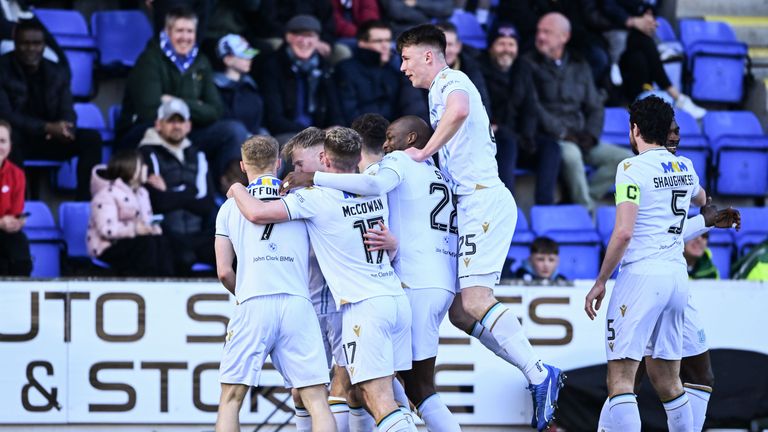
403, 146, 425, 162
280, 171, 315, 195
585, 280, 606, 320
227, 182, 246, 199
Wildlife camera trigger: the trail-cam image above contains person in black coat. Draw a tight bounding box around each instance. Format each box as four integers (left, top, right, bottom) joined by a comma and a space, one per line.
0, 19, 101, 200
256, 15, 342, 142
213, 34, 265, 135
335, 20, 400, 125
479, 23, 561, 205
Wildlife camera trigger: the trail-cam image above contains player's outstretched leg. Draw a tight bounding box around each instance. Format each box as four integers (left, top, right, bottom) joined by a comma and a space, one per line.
400, 357, 461, 432
291, 388, 313, 432
645, 357, 694, 432
457, 288, 565, 430
681, 352, 714, 432
215, 383, 249, 432
297, 384, 337, 431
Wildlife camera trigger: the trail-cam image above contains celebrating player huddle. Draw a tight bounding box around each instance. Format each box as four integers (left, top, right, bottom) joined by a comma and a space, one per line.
211, 22, 737, 432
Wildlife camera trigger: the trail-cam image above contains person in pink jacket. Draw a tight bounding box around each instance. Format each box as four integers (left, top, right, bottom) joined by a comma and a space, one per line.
87, 149, 175, 276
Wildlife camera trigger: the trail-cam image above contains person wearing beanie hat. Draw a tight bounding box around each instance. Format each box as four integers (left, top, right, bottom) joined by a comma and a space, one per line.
213, 34, 265, 137
479, 22, 562, 205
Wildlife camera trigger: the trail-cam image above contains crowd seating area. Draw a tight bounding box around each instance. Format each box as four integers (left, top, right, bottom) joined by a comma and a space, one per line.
12, 3, 768, 280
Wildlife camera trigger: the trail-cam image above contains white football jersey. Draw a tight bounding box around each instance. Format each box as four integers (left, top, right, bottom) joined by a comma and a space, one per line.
308, 247, 337, 315
615, 148, 701, 267
379, 151, 458, 292
428, 67, 502, 195
215, 175, 310, 303
282, 187, 403, 308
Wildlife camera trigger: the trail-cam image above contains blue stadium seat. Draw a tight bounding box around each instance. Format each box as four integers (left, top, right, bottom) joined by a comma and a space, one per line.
674, 109, 709, 188
656, 17, 678, 43
733, 207, 768, 254
58, 201, 91, 259
449, 10, 486, 50
595, 205, 615, 247
75, 102, 112, 142
601, 108, 629, 147
702, 111, 768, 196
91, 10, 153, 68
507, 208, 535, 274
64, 50, 93, 99
108, 104, 122, 132
34, 8, 95, 50
530, 205, 601, 279
705, 230, 734, 278
23, 201, 62, 277
679, 19, 748, 103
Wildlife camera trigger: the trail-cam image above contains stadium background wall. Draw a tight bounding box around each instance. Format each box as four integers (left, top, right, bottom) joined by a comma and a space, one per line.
1, 280, 766, 430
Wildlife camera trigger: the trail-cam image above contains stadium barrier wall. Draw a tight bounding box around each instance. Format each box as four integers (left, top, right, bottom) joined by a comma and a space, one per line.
1, 279, 765, 426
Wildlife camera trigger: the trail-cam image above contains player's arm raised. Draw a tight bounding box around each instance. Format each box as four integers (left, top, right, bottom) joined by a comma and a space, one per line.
215, 237, 236, 295
406, 90, 469, 162
586, 201, 638, 320
315, 167, 401, 196
227, 183, 290, 224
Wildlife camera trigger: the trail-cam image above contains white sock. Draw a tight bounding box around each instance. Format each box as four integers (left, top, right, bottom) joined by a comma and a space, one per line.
418, 393, 461, 432
684, 383, 711, 432
330, 397, 350, 432
350, 406, 375, 432
597, 397, 612, 431
664, 393, 694, 432
608, 393, 641, 432
294, 406, 312, 432
481, 303, 547, 384
392, 377, 410, 410
376, 408, 418, 432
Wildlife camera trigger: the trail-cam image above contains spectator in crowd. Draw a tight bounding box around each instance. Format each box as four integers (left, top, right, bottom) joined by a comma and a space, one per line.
213, 34, 264, 135
479, 22, 561, 205
331, 0, 380, 40
336, 20, 400, 124
602, 0, 706, 118
515, 236, 567, 282
684, 233, 719, 279
0, 120, 31, 276
202, 0, 281, 59
258, 15, 342, 142
147, 0, 213, 41
117, 6, 247, 192
275, 0, 337, 58
0, 19, 101, 200
87, 149, 176, 277
525, 13, 631, 210
399, 22, 490, 121
138, 97, 216, 272
379, 0, 452, 37
350, 112, 389, 171
0, 0, 67, 68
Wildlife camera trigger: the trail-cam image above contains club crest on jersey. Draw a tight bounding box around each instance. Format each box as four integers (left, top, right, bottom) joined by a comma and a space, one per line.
620, 304, 627, 317
463, 257, 471, 267
661, 160, 689, 173
353, 325, 361, 337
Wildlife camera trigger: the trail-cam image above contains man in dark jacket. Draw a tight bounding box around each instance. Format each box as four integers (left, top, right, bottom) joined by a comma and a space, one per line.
525, 12, 631, 210
117, 6, 248, 191
0, 19, 101, 200
213, 34, 264, 135
138, 97, 216, 270
480, 23, 561, 205
379, 0, 452, 37
335, 20, 400, 125
257, 15, 342, 142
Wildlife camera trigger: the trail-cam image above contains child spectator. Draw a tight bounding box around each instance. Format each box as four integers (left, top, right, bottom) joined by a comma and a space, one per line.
87, 149, 175, 276
684, 233, 719, 279
213, 34, 265, 135
515, 236, 567, 282
0, 120, 31, 276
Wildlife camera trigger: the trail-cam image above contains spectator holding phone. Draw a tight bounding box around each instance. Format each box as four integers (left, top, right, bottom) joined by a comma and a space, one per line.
0, 120, 31, 276
87, 149, 176, 276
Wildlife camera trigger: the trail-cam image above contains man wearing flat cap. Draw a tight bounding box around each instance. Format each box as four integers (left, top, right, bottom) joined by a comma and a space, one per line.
257, 14, 342, 142
479, 22, 561, 206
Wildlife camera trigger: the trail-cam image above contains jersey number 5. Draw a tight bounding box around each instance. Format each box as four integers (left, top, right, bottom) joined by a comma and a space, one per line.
353, 217, 386, 264
668, 190, 687, 234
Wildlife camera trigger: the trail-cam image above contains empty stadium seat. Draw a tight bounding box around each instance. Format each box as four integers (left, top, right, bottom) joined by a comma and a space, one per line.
656, 17, 678, 43
34, 8, 95, 50
595, 205, 615, 247
702, 111, 768, 196
679, 19, 748, 103
449, 10, 486, 50
733, 207, 768, 254
601, 108, 630, 147
530, 205, 601, 279
674, 109, 709, 188
23, 201, 62, 277
91, 10, 153, 68
58, 201, 91, 259
706, 231, 734, 278
108, 104, 122, 132
75, 102, 112, 142
65, 50, 94, 98
506, 208, 535, 274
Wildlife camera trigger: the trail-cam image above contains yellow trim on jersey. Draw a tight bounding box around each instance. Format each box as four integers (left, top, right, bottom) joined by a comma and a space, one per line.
616, 183, 640, 204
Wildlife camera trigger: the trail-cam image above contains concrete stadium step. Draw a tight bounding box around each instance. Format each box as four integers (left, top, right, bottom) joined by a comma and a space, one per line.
678, 0, 767, 18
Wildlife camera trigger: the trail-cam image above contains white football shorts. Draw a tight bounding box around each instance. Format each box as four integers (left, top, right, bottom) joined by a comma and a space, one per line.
219, 294, 329, 389
682, 293, 708, 358
318, 310, 345, 367
405, 288, 454, 361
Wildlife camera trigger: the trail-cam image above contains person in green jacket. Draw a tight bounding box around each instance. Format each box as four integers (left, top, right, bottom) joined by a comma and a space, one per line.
116, 5, 249, 194
684, 232, 719, 279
